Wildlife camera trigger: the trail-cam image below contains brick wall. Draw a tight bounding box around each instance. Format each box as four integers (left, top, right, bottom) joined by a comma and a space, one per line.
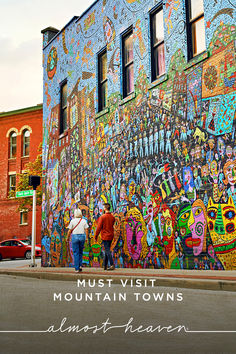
0, 105, 43, 243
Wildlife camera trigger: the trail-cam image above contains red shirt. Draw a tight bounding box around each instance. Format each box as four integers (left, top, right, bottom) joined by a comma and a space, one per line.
95, 212, 115, 241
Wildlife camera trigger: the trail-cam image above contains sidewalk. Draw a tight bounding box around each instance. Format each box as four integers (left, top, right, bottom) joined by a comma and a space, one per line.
0, 263, 236, 292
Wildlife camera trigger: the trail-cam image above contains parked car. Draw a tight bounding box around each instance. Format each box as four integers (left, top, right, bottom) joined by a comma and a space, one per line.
0, 239, 41, 261
20, 239, 41, 248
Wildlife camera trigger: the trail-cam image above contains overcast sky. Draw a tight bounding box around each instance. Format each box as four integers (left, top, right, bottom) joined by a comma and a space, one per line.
0, 0, 95, 112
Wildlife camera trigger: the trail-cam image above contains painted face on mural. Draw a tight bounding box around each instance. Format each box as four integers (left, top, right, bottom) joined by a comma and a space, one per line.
177, 203, 193, 255
188, 200, 207, 256
223, 160, 236, 186
226, 145, 233, 159
210, 159, 216, 170
217, 137, 225, 157
207, 197, 236, 270
47, 47, 58, 80
128, 180, 136, 201
195, 145, 201, 159
193, 168, 198, 178
207, 197, 236, 242
184, 168, 191, 183
201, 164, 209, 177
125, 209, 145, 260
183, 167, 195, 194
161, 207, 175, 256
120, 184, 127, 201
143, 199, 154, 225
208, 139, 215, 150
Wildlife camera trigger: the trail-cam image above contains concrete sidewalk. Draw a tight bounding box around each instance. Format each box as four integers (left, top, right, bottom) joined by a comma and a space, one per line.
0, 263, 236, 292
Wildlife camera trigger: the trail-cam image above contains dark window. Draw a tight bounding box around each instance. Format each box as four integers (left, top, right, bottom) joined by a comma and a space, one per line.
1, 241, 11, 246
20, 211, 28, 225
9, 131, 17, 158
150, 7, 165, 81
98, 49, 108, 112
186, 0, 205, 59
9, 174, 16, 194
60, 81, 67, 134
22, 130, 30, 156
122, 28, 134, 98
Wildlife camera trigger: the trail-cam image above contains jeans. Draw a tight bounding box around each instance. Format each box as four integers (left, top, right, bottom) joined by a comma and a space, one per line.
103, 240, 114, 269
72, 234, 86, 270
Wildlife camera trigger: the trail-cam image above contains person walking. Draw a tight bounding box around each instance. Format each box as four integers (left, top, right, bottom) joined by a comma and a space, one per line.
67, 208, 89, 273
95, 203, 115, 270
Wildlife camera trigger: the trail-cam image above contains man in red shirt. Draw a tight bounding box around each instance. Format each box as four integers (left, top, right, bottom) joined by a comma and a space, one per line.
95, 203, 115, 270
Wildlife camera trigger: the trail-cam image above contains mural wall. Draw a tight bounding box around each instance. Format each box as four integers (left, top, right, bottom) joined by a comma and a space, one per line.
42, 0, 236, 270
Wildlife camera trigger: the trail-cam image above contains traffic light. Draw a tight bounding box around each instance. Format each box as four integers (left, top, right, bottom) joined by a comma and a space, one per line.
29, 175, 41, 190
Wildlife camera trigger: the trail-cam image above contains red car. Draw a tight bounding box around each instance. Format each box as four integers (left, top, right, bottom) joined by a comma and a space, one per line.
0, 239, 41, 261
20, 239, 41, 249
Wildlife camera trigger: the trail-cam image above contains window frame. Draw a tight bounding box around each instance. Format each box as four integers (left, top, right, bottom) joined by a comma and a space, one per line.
59, 80, 68, 135
9, 174, 16, 194
150, 5, 165, 81
186, 0, 205, 60
20, 210, 28, 225
98, 48, 108, 112
22, 129, 30, 157
9, 131, 17, 159
122, 27, 134, 99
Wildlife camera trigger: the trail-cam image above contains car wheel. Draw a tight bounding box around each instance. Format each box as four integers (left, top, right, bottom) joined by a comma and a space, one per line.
11, 258, 15, 260
0, 253, 2, 261
25, 251, 31, 259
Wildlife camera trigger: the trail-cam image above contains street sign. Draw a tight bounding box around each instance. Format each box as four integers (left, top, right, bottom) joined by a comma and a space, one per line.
16, 190, 34, 198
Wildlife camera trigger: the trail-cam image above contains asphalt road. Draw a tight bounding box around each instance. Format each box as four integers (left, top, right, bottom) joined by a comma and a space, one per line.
0, 275, 236, 354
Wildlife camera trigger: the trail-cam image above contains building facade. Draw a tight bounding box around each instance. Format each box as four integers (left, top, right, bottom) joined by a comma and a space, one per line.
42, 0, 236, 270
0, 105, 43, 243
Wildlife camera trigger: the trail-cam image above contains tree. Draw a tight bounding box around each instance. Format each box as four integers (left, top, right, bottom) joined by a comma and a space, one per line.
10, 143, 42, 210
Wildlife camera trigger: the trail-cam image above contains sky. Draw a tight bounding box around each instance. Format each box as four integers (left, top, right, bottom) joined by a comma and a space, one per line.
0, 0, 95, 113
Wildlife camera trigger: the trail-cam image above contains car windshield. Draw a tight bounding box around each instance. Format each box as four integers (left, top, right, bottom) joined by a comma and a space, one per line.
21, 240, 31, 245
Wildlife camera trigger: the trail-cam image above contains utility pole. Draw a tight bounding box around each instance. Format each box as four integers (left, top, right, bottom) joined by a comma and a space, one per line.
29, 175, 40, 267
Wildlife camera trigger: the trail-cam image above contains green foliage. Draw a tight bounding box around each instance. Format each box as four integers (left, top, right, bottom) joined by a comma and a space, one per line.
14, 143, 42, 210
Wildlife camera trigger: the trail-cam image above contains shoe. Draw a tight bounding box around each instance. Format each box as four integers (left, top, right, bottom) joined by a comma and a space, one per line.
107, 265, 115, 271
75, 270, 79, 273
79, 267, 82, 272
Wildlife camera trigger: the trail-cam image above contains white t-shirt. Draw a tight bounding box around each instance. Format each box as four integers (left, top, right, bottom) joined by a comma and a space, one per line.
68, 218, 89, 235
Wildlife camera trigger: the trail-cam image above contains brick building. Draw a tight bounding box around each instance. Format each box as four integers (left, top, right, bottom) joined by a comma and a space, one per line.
42, 0, 235, 269
0, 104, 43, 243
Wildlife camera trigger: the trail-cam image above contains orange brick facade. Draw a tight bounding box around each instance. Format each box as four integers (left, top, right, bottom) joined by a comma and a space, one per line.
0, 105, 43, 243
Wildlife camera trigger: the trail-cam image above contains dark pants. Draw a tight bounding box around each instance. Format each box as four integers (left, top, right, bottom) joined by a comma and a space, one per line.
103, 240, 113, 269
72, 234, 85, 270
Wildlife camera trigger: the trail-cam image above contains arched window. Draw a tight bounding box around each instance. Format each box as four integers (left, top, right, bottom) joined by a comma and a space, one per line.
23, 130, 30, 156
9, 132, 17, 158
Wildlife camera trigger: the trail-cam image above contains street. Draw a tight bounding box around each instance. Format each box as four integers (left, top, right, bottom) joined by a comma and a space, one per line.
0, 259, 41, 269
0, 275, 236, 354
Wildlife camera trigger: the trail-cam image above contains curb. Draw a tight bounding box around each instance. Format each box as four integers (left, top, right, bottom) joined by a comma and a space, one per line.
1, 270, 236, 292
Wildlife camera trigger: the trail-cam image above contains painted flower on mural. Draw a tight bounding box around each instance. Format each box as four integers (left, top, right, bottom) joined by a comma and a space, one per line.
204, 65, 217, 90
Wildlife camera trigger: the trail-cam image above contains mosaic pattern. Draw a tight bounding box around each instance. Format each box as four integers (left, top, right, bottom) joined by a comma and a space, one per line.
47, 47, 58, 80
42, 0, 236, 270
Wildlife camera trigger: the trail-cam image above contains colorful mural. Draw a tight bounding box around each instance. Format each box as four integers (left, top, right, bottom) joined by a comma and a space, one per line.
42, 0, 236, 270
